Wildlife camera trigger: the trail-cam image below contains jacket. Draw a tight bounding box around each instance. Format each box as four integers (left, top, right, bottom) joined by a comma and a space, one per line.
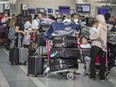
90, 15, 107, 52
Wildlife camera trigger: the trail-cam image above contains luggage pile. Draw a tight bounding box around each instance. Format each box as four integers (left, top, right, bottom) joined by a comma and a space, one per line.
8, 21, 81, 80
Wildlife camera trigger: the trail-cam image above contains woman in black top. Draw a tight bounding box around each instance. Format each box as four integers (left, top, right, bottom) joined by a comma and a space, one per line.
15, 14, 26, 47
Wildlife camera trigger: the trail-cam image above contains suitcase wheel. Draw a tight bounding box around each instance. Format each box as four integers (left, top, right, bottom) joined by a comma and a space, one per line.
43, 72, 50, 77
19, 63, 22, 65
27, 74, 29, 76
23, 62, 27, 65
11, 62, 14, 65
35, 75, 38, 77
66, 73, 75, 80
15, 63, 19, 65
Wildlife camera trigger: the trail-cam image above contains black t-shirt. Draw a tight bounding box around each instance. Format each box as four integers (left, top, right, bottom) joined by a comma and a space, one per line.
15, 22, 25, 36
15, 22, 24, 31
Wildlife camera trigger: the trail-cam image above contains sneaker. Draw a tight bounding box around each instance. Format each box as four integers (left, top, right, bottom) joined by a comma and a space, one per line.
74, 71, 81, 75
89, 77, 96, 80
100, 80, 105, 82
85, 73, 89, 76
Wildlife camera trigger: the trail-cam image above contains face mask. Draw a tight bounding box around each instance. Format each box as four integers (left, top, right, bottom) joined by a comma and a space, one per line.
36, 19, 40, 23
74, 19, 78, 24
5, 14, 8, 17
10, 17, 12, 19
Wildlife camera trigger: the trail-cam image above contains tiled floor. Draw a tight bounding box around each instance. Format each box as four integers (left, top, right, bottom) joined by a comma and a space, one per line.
0, 48, 116, 87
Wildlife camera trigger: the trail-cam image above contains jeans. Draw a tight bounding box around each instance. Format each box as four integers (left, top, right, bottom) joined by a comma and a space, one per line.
84, 56, 91, 74
10, 40, 15, 49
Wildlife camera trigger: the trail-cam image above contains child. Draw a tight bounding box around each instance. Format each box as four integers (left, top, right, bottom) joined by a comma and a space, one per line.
79, 37, 91, 75
89, 19, 105, 49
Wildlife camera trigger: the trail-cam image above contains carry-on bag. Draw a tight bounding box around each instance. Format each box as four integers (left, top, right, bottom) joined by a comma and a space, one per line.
27, 55, 43, 76
9, 47, 19, 65
19, 47, 29, 65
29, 48, 36, 56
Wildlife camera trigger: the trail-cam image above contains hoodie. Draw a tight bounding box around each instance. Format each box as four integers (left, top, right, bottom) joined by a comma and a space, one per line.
90, 15, 107, 52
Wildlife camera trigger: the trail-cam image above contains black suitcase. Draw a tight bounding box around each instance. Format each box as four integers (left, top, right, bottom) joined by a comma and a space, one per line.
49, 59, 78, 72
9, 47, 19, 65
50, 48, 81, 59
27, 55, 43, 76
53, 35, 77, 48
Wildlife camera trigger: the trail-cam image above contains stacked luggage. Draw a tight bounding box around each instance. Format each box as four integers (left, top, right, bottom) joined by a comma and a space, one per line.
43, 22, 81, 80
43, 35, 80, 80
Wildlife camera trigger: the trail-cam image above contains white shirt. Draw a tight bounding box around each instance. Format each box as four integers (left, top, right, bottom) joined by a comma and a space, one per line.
63, 19, 71, 23
31, 19, 39, 30
89, 27, 99, 36
80, 43, 91, 48
24, 21, 32, 30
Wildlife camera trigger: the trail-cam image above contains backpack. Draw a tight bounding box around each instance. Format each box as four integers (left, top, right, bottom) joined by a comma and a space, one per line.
8, 26, 16, 40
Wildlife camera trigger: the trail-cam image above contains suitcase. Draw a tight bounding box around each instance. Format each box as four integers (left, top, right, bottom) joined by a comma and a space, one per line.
27, 55, 43, 76
50, 48, 81, 59
9, 47, 19, 65
36, 46, 47, 56
52, 35, 77, 48
49, 59, 78, 72
19, 47, 29, 65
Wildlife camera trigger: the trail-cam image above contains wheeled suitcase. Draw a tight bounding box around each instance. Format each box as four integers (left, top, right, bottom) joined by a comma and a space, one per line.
9, 47, 19, 65
27, 55, 43, 76
19, 47, 29, 65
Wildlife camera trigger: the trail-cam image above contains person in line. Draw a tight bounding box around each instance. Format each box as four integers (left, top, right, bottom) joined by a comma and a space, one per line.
22, 15, 32, 47
104, 13, 113, 31
89, 15, 107, 81
89, 19, 105, 49
15, 14, 25, 47
8, 17, 16, 48
31, 12, 44, 31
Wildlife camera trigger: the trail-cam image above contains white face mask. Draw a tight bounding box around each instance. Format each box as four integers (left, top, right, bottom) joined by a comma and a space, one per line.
74, 19, 78, 24
10, 17, 12, 19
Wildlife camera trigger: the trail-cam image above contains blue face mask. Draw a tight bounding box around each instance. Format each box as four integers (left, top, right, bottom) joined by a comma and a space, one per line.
36, 19, 40, 23
36, 19, 43, 24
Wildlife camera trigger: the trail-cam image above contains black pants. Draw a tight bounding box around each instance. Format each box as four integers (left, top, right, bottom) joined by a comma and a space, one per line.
90, 46, 106, 80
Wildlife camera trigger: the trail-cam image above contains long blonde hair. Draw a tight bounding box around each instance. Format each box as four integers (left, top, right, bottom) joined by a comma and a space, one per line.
8, 17, 16, 28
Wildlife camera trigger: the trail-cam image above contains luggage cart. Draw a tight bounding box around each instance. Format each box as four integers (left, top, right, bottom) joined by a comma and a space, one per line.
43, 40, 81, 80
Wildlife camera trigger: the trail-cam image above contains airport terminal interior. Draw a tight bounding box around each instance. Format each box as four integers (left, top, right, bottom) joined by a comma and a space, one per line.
0, 0, 116, 87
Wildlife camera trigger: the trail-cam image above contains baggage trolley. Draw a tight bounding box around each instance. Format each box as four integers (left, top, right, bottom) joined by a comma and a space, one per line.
43, 40, 81, 80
